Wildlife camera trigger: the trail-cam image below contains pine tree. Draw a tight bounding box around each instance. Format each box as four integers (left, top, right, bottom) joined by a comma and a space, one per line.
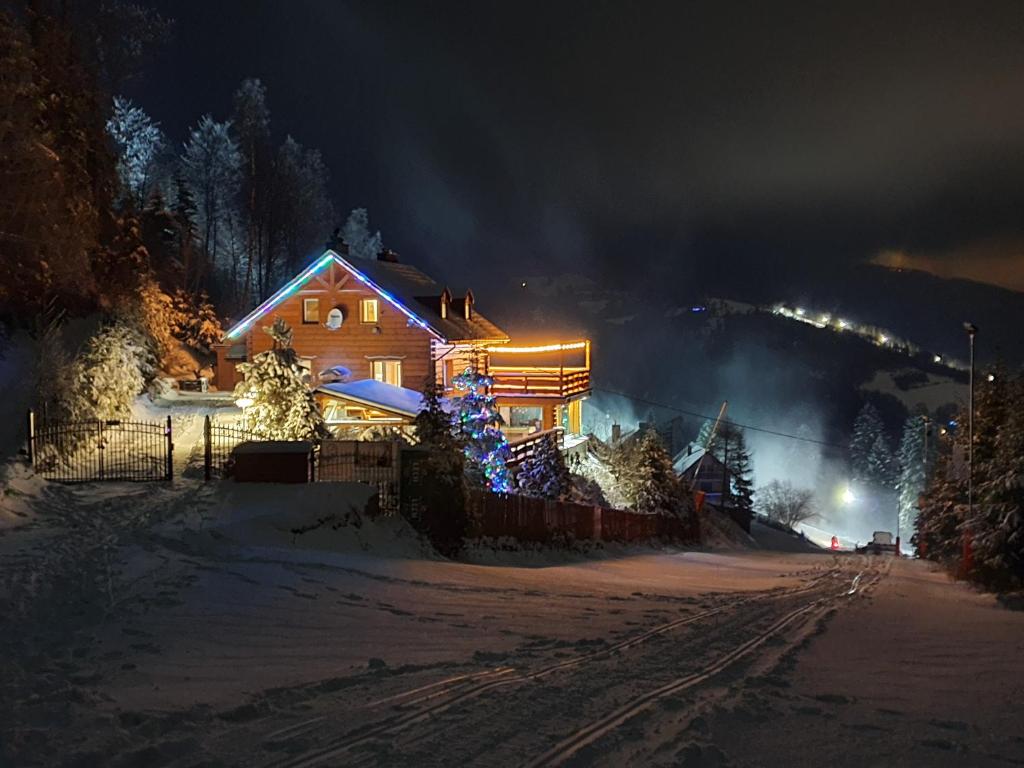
342, 207, 383, 260
867, 432, 897, 488
700, 420, 754, 513
850, 402, 886, 483
234, 318, 327, 441
633, 430, 684, 516
180, 114, 242, 293
452, 366, 511, 492
106, 95, 166, 210
915, 416, 968, 564
516, 433, 572, 500
729, 431, 755, 514
896, 414, 932, 543
411, 374, 468, 556
65, 319, 149, 421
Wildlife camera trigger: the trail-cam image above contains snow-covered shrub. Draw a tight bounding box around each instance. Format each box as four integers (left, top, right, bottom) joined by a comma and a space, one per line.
65, 319, 149, 421
234, 317, 326, 441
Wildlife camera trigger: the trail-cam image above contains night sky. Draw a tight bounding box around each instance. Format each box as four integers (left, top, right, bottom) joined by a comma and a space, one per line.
135, 1, 1024, 298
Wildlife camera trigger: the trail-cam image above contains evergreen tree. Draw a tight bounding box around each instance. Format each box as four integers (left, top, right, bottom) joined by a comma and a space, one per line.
729, 431, 755, 514
850, 402, 886, 483
234, 318, 327, 441
180, 114, 242, 293
633, 430, 683, 516
342, 207, 383, 260
915, 415, 968, 564
106, 95, 166, 210
867, 432, 897, 488
974, 375, 1024, 589
65, 319, 149, 421
411, 374, 468, 556
516, 433, 572, 500
277, 136, 335, 275
452, 366, 511, 492
699, 420, 754, 513
232, 78, 273, 300
896, 414, 933, 542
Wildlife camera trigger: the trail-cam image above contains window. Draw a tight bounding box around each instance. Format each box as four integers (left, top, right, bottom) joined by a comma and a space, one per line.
302, 298, 320, 324
440, 294, 448, 319
360, 298, 379, 323
371, 359, 402, 387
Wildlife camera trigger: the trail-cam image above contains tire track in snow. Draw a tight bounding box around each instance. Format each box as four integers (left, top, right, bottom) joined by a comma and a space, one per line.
527, 561, 888, 767
262, 563, 854, 768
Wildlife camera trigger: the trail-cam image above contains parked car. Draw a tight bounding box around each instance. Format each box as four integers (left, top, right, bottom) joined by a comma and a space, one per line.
856, 531, 898, 555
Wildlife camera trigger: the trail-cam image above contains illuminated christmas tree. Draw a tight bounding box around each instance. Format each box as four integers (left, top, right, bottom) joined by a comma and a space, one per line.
452, 366, 511, 492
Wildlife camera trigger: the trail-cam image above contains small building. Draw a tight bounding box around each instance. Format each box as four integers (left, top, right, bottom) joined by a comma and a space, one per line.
674, 444, 731, 504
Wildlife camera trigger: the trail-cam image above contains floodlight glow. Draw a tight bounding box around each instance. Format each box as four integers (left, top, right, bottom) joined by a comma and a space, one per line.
879, 335, 889, 344
842, 487, 856, 505
838, 319, 848, 329
987, 373, 996, 382
933, 354, 942, 363
795, 307, 805, 316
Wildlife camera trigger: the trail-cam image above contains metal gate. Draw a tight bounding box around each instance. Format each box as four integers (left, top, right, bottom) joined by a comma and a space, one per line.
313, 440, 401, 514
27, 410, 173, 483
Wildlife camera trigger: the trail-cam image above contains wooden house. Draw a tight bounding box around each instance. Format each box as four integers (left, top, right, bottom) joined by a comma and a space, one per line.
214, 246, 592, 440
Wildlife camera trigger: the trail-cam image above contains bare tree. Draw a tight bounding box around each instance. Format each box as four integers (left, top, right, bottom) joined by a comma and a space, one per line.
756, 480, 816, 528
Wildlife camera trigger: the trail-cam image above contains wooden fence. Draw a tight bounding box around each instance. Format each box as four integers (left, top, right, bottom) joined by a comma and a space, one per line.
467, 490, 690, 544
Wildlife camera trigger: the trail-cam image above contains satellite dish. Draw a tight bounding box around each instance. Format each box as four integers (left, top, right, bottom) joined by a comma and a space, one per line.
325, 307, 344, 330
319, 365, 352, 383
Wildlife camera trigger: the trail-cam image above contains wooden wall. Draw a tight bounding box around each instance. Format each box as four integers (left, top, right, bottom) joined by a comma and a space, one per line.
244, 260, 435, 388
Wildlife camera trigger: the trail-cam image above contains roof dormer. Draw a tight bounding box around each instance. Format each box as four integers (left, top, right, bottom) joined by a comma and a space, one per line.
463, 289, 474, 320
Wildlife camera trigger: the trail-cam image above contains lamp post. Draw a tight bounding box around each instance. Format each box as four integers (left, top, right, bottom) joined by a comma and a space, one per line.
963, 323, 977, 524
962, 323, 977, 575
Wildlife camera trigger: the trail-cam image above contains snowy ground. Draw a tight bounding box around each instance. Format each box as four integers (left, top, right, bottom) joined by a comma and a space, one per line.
1, 473, 1022, 767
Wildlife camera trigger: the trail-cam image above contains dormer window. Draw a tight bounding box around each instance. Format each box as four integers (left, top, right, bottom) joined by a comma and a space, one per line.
464, 291, 474, 320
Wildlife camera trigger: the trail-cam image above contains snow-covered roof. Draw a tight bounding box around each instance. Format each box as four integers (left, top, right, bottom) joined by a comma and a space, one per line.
673, 443, 726, 476
317, 379, 440, 418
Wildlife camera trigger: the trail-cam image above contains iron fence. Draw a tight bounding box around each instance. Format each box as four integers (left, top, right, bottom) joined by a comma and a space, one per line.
27, 410, 172, 483
313, 440, 401, 514
203, 416, 261, 479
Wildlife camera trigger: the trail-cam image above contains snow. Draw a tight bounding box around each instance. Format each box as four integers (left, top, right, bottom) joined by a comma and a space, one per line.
317, 378, 431, 416
2, 472, 1023, 766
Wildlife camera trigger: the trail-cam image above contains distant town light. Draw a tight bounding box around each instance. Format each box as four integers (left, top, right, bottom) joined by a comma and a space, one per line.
987, 373, 996, 382
933, 354, 942, 363
820, 313, 831, 323
795, 307, 805, 316
879, 335, 889, 344
837, 319, 848, 329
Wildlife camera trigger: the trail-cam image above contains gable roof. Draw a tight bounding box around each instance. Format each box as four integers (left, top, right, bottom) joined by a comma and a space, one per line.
222, 250, 509, 344
317, 379, 435, 418
673, 444, 728, 477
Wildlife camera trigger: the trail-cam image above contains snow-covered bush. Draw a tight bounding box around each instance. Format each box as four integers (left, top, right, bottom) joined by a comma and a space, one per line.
65, 319, 149, 421
234, 317, 326, 441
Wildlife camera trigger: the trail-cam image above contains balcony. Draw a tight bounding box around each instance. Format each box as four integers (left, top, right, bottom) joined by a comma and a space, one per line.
484, 340, 591, 400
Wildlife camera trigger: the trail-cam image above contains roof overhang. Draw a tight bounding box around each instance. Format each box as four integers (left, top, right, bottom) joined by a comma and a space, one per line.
222, 250, 447, 342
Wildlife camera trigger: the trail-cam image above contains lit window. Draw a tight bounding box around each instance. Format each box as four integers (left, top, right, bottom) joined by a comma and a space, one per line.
302, 298, 319, 324
440, 294, 448, 319
360, 298, 379, 323
371, 359, 402, 387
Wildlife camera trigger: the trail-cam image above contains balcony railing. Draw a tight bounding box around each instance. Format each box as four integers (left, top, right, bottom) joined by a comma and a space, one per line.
484, 339, 591, 399
488, 367, 590, 398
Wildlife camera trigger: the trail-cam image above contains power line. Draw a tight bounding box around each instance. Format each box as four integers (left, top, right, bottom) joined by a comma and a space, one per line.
590, 386, 846, 450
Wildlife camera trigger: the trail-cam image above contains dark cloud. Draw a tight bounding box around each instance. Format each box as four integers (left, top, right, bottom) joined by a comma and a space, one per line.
139, 0, 1024, 296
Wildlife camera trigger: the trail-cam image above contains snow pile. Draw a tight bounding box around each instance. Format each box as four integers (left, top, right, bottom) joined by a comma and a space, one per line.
210, 482, 435, 558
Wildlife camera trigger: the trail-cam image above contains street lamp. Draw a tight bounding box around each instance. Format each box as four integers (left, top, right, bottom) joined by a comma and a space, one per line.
963, 323, 977, 541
